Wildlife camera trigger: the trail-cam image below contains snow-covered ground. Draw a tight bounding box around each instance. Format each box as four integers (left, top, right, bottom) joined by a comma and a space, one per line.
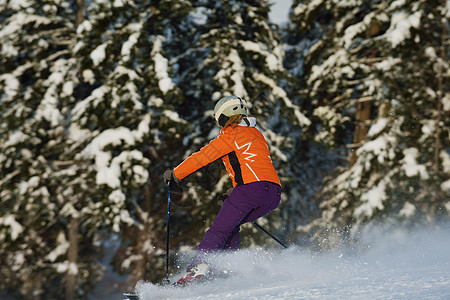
134, 225, 450, 299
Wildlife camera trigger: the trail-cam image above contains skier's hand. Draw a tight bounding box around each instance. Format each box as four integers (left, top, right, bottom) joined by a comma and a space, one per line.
216, 194, 227, 206
164, 169, 181, 186
216, 188, 233, 206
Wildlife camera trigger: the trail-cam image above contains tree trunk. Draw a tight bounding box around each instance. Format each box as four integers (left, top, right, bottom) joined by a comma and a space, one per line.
349, 100, 372, 166
66, 217, 79, 300
24, 272, 43, 300
76, 0, 87, 26
431, 16, 446, 224
129, 185, 153, 287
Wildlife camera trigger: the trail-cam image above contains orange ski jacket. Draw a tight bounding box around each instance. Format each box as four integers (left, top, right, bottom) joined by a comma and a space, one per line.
174, 117, 281, 187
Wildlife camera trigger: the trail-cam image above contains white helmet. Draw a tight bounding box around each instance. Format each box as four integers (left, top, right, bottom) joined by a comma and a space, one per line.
213, 96, 248, 127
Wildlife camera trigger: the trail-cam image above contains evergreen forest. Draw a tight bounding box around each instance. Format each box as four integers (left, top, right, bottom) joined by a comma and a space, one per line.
0, 0, 449, 298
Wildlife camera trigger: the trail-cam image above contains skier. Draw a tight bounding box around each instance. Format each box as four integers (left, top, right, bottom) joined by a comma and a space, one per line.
164, 95, 281, 285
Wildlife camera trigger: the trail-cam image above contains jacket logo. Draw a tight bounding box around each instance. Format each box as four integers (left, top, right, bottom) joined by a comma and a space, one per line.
234, 141, 256, 162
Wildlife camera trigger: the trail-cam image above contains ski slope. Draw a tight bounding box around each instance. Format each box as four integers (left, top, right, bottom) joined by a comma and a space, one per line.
135, 226, 450, 299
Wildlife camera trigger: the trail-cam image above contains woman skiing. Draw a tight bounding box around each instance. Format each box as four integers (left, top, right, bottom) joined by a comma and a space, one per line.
164, 95, 281, 285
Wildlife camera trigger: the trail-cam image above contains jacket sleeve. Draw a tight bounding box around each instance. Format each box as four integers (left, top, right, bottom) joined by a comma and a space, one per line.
173, 132, 234, 180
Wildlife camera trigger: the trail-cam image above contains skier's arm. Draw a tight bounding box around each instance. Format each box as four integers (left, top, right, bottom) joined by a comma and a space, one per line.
174, 134, 233, 181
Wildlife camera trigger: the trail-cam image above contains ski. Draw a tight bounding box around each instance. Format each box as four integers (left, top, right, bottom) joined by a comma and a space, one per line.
122, 269, 233, 298
123, 292, 139, 300
175, 267, 234, 287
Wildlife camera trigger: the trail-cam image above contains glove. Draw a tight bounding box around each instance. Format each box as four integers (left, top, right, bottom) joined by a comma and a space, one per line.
216, 187, 234, 206
216, 194, 228, 206
163, 169, 181, 186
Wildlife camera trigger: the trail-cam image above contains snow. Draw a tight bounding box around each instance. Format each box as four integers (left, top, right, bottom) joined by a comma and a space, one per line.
401, 148, 430, 180
190, 7, 209, 25
342, 11, 376, 49
420, 119, 435, 142
76, 20, 93, 34
0, 13, 27, 38
0, 215, 23, 241
60, 203, 80, 219
240, 41, 282, 71
308, 49, 350, 89
120, 209, 134, 227
163, 110, 185, 123
68, 262, 79, 275
62, 81, 74, 97
122, 254, 144, 270
6, 0, 33, 10
442, 93, 450, 111
441, 151, 450, 173
148, 96, 164, 108
79, 125, 149, 189
384, 11, 421, 48
253, 73, 310, 126
134, 114, 151, 141
375, 56, 401, 71
390, 0, 407, 10
91, 43, 108, 66
71, 107, 150, 191
78, 70, 94, 85
292, 0, 322, 23
113, 0, 125, 8
55, 261, 79, 275
134, 225, 450, 299
367, 118, 388, 137
122, 23, 142, 62
13, 252, 25, 271
446, 0, 450, 18
36, 90, 63, 127
214, 49, 247, 98
72, 85, 110, 121
68, 123, 91, 146
109, 189, 126, 204
356, 134, 395, 164
441, 179, 450, 192
110, 67, 143, 109
330, 0, 363, 8
151, 36, 175, 94
0, 74, 20, 100
46, 231, 69, 262
34, 59, 68, 126
398, 201, 416, 218
18, 176, 39, 195
354, 181, 387, 218
3, 131, 28, 148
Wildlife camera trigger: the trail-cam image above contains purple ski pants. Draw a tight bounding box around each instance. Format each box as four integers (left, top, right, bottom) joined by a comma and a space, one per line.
188, 181, 281, 269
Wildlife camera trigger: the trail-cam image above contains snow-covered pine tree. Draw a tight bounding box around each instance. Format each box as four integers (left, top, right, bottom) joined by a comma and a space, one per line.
279, 0, 344, 242
0, 2, 116, 300
1, 0, 169, 296
0, 1, 85, 298
290, 0, 450, 248
113, 0, 197, 286
69, 0, 185, 288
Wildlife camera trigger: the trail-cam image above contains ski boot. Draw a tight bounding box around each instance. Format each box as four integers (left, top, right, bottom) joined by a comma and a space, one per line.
175, 263, 209, 286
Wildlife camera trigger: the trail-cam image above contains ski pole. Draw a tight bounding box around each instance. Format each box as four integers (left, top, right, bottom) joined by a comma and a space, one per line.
252, 221, 287, 249
162, 184, 172, 285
